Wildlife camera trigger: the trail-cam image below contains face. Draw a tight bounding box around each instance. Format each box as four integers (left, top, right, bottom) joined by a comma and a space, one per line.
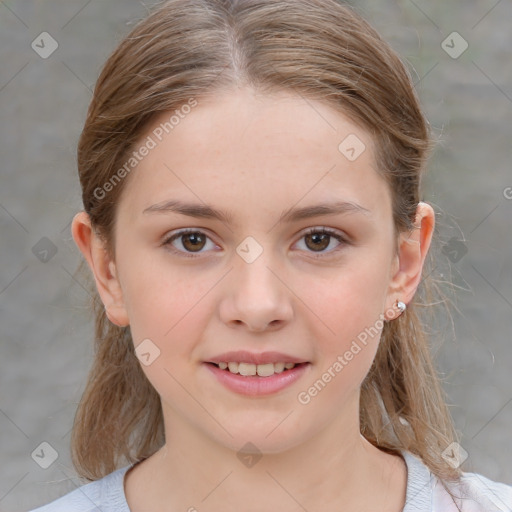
88, 87, 408, 454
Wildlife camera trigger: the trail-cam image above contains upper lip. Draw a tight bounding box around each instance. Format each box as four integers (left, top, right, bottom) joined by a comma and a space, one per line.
207, 351, 309, 365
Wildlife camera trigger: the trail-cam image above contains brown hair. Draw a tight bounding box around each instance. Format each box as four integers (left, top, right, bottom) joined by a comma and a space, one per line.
72, 0, 463, 500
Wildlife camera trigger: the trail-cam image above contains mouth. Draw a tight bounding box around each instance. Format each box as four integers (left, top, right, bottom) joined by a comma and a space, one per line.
204, 360, 311, 396
206, 361, 308, 377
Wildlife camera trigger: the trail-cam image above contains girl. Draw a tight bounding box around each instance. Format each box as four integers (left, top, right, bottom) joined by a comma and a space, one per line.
30, 0, 512, 511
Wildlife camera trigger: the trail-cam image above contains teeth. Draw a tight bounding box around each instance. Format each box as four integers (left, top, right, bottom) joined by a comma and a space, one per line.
215, 361, 298, 376
256, 363, 275, 377
273, 362, 285, 373
238, 362, 256, 376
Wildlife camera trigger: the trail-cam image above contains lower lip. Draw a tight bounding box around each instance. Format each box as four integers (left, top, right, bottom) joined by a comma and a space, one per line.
204, 362, 311, 396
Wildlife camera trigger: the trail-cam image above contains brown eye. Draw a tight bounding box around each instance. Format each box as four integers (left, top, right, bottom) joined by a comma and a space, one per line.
304, 231, 330, 252
297, 227, 348, 256
181, 232, 206, 252
163, 229, 216, 258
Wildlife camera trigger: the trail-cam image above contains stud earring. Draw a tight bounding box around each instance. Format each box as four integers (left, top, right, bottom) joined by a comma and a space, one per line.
395, 300, 406, 314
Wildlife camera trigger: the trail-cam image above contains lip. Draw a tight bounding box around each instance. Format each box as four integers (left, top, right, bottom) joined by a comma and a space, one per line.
206, 350, 309, 365
204, 361, 311, 396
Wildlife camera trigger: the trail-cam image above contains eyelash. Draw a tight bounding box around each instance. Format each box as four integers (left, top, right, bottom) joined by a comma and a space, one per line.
162, 227, 349, 259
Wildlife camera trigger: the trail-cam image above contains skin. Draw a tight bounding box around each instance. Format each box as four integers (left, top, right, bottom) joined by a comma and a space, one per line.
72, 86, 435, 512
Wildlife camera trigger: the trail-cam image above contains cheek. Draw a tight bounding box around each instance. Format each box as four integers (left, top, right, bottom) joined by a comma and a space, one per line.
126, 277, 215, 402
295, 269, 386, 408
293, 260, 390, 407
121, 257, 215, 357
301, 258, 389, 348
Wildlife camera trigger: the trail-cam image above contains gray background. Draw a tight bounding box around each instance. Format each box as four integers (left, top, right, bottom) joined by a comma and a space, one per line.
0, 1, 511, 510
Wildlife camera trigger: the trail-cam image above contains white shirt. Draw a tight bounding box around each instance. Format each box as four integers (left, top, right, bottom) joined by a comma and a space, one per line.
29, 450, 512, 511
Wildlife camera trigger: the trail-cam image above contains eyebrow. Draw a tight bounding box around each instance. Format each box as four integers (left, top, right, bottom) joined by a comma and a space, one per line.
143, 199, 370, 224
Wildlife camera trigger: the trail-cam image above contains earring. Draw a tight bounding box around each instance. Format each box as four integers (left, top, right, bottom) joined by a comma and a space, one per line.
395, 300, 406, 314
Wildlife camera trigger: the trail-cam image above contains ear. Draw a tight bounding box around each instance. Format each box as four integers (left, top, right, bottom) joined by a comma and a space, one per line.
71, 211, 129, 327
385, 202, 435, 317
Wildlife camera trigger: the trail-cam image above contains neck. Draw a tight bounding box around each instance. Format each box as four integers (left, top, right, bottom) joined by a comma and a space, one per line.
125, 394, 407, 512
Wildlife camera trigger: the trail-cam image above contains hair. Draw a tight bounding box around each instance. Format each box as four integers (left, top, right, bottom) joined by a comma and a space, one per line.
71, 0, 464, 504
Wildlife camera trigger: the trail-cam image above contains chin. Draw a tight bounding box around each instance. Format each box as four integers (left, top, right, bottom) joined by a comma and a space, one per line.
207, 420, 311, 456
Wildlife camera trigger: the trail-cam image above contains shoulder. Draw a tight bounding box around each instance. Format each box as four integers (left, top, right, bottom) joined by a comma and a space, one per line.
27, 466, 132, 512
433, 469, 512, 512
400, 450, 512, 512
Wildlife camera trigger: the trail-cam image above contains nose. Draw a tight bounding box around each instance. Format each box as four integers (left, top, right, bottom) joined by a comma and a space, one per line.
218, 254, 293, 332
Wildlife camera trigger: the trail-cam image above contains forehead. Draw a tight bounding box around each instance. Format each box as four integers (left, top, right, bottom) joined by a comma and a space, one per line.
117, 87, 392, 226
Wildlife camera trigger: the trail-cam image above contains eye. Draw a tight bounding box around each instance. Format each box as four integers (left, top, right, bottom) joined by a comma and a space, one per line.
162, 229, 218, 258
163, 227, 348, 259
295, 227, 348, 257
